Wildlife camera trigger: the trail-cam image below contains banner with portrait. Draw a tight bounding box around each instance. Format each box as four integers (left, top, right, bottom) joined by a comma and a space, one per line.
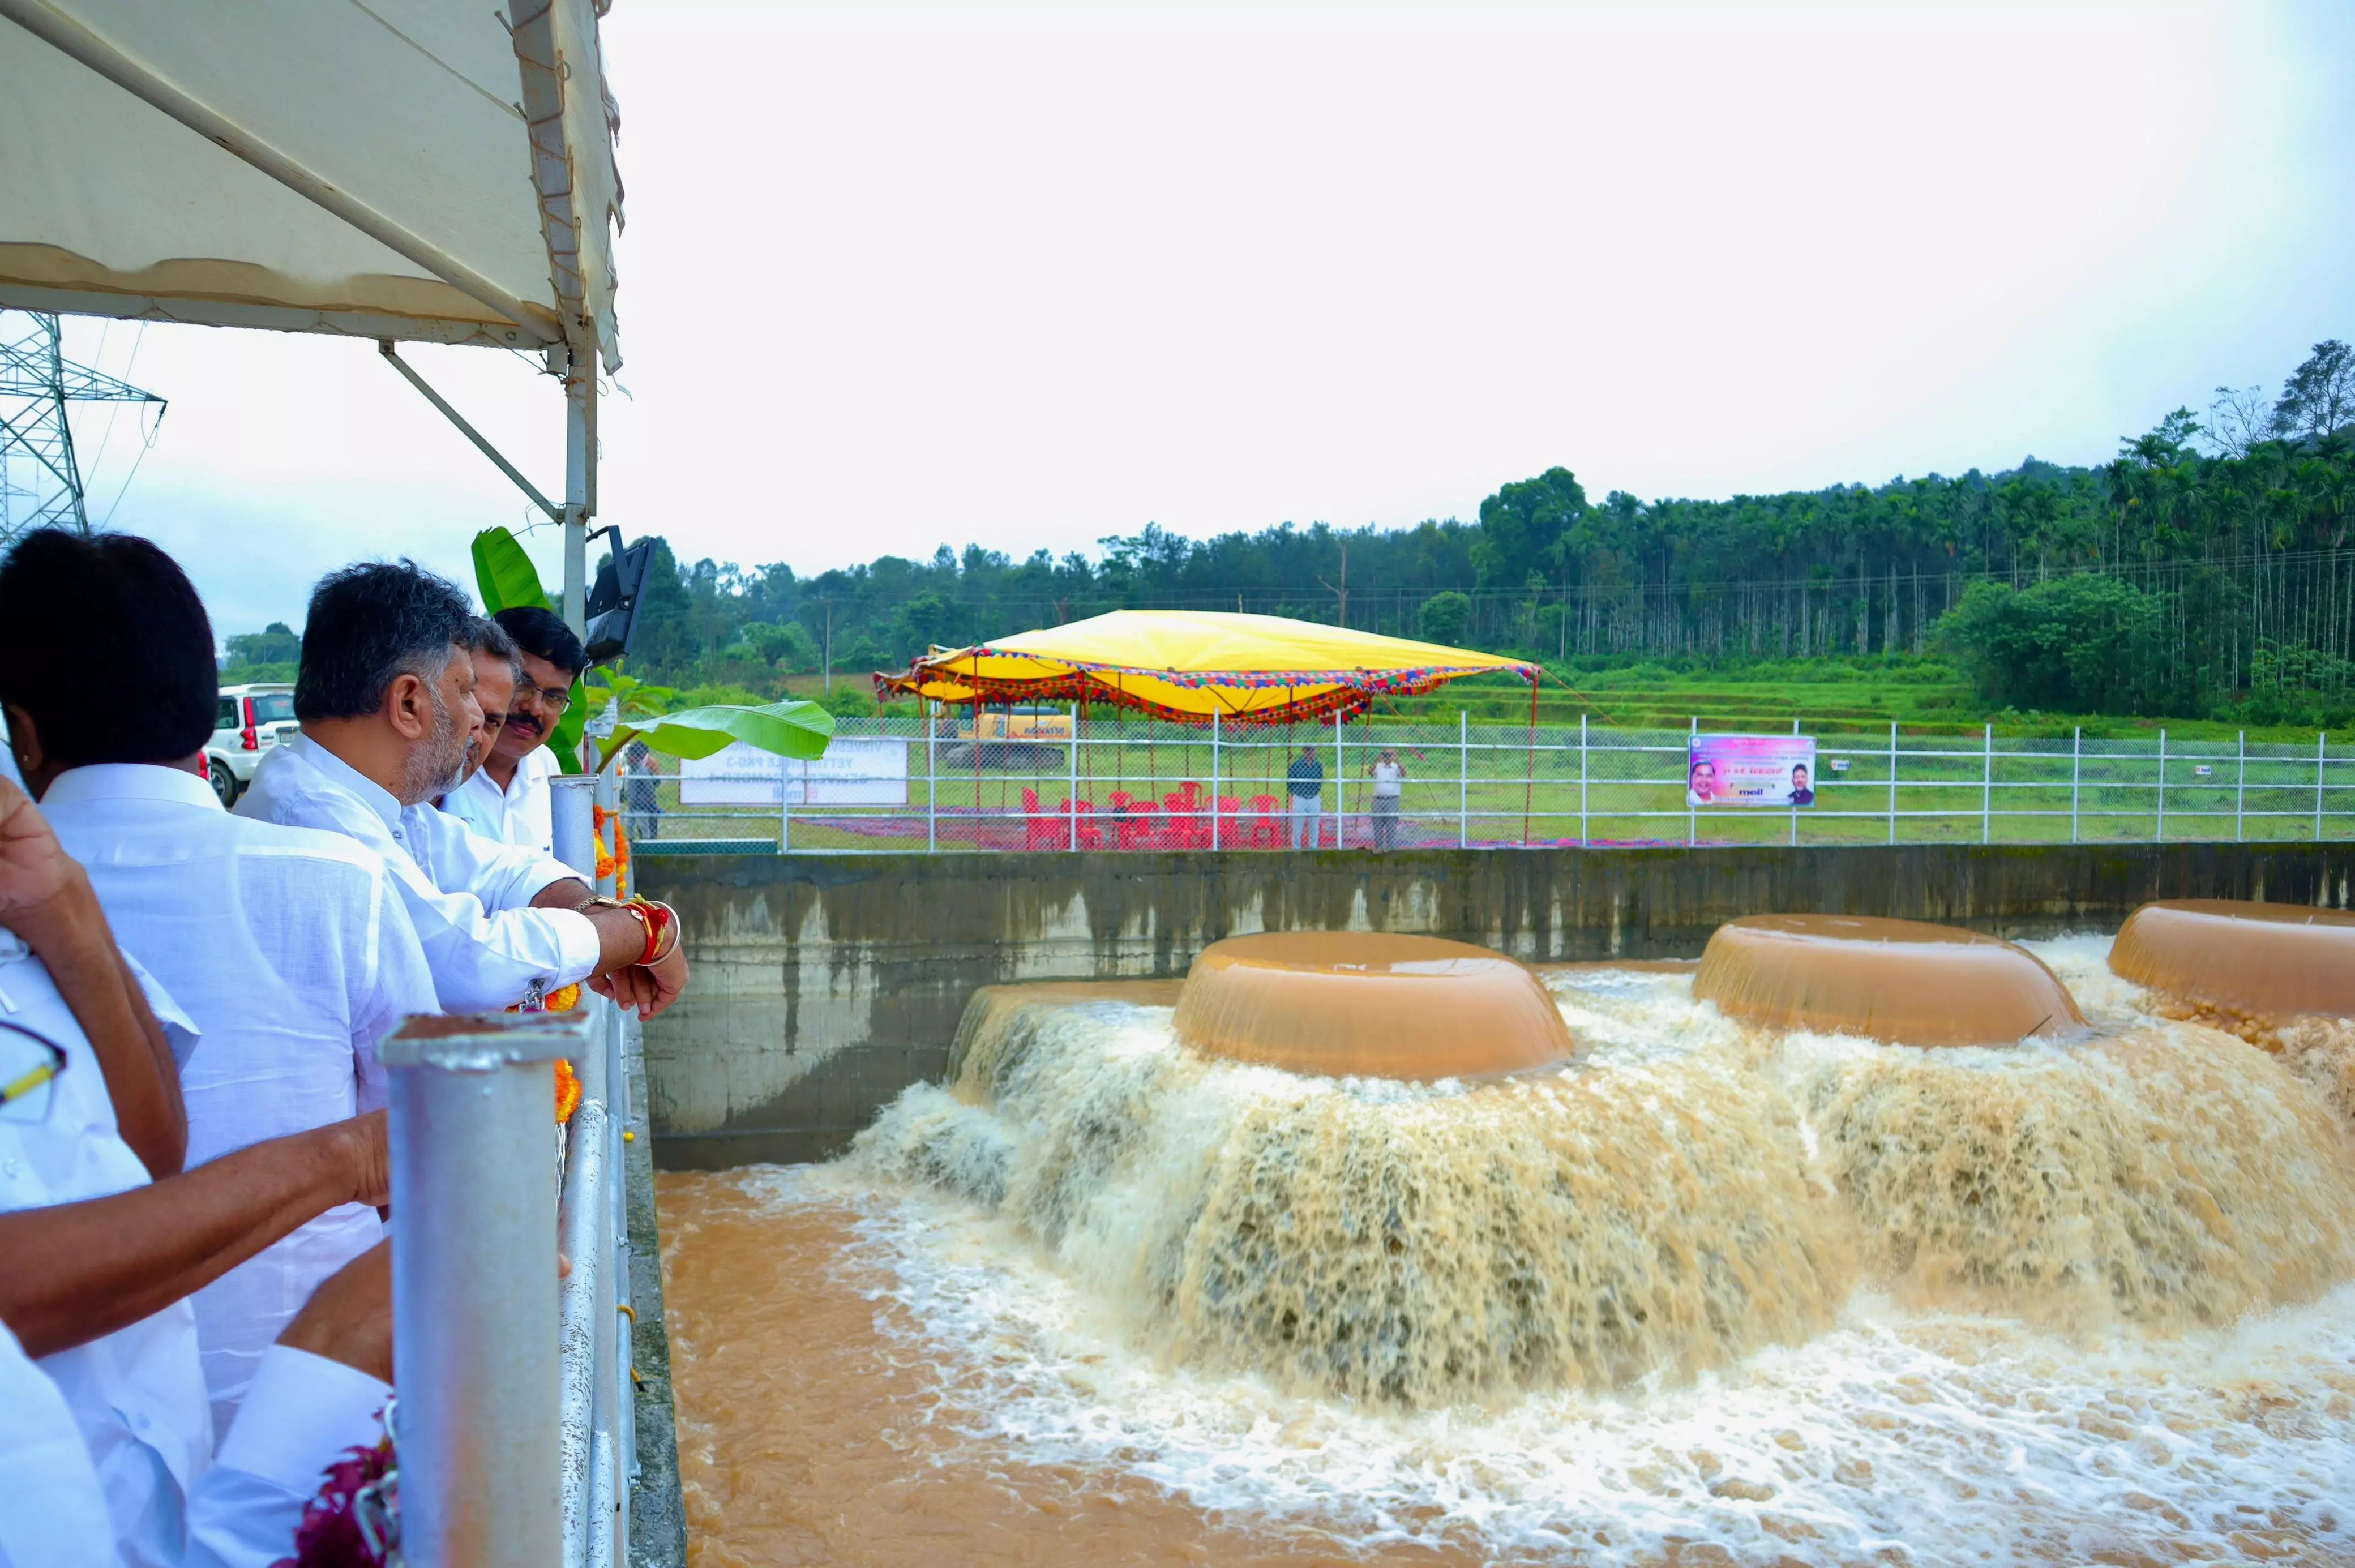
1686, 734, 1818, 807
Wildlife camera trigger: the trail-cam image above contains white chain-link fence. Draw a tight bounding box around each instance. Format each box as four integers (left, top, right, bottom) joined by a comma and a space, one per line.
613, 712, 2355, 854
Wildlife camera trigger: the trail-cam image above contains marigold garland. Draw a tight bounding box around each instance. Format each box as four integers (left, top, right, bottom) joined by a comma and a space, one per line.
554, 1057, 581, 1124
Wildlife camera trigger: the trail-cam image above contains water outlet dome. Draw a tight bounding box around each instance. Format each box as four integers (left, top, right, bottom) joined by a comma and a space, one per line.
1694, 914, 2084, 1047
2108, 900, 2355, 1020
1172, 932, 1575, 1079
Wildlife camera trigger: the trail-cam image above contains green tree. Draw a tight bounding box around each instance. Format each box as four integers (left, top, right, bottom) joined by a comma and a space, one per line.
1418, 590, 1472, 646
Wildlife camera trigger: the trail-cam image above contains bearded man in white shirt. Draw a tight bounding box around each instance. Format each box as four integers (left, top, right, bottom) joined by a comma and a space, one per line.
440, 605, 583, 855
0, 773, 396, 1568
0, 530, 439, 1437
234, 560, 687, 1019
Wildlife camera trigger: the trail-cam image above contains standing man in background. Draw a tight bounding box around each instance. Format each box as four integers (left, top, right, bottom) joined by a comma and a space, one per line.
1367, 747, 1407, 852
1287, 743, 1325, 849
441, 606, 584, 855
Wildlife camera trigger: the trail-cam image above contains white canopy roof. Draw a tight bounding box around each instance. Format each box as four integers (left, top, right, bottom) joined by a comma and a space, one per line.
0, 0, 623, 366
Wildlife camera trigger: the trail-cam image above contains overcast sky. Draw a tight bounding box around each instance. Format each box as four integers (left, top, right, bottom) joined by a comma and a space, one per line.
55, 0, 2355, 637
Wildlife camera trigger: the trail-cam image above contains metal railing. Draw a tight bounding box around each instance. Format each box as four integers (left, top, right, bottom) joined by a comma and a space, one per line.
620, 712, 2355, 853
382, 774, 637, 1566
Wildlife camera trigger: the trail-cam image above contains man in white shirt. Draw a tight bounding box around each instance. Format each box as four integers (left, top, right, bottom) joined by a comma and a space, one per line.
0, 773, 393, 1567
440, 606, 584, 855
234, 561, 687, 1018
1, 530, 439, 1436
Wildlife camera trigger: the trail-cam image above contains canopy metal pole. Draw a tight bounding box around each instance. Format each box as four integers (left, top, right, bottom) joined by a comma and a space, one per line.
926, 709, 937, 854
1071, 704, 1081, 852
1210, 710, 1221, 850
561, 350, 596, 635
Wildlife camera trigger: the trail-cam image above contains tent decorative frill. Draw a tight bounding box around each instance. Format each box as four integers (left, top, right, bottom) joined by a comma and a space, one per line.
876, 609, 1538, 726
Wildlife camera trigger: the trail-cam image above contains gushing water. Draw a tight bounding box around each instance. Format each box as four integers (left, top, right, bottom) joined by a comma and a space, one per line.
667, 936, 2355, 1565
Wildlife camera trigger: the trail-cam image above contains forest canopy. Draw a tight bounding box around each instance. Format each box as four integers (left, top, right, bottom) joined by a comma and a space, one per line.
335, 340, 2355, 726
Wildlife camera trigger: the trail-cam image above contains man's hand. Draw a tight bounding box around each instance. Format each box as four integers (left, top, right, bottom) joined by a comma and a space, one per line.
586, 943, 688, 1021
279, 1241, 392, 1383
0, 776, 97, 948
315, 1110, 390, 1210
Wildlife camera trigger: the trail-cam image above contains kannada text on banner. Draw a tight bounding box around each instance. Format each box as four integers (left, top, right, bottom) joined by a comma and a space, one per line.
1688, 734, 1818, 807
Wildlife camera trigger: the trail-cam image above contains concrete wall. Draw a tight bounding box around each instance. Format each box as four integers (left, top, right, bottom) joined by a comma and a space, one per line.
639, 843, 2354, 1168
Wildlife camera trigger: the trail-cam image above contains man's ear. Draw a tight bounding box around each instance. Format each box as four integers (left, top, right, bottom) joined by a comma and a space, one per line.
383, 672, 432, 741
3, 704, 43, 775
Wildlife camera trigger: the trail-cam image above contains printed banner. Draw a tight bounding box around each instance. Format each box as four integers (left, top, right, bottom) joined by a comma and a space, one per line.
1687, 734, 1818, 807
678, 737, 910, 806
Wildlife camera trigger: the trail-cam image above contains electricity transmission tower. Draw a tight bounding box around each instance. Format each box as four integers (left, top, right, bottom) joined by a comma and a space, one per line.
1, 310, 166, 546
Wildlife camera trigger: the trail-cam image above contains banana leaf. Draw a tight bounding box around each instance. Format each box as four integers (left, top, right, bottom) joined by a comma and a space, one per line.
470, 526, 588, 772
601, 701, 834, 770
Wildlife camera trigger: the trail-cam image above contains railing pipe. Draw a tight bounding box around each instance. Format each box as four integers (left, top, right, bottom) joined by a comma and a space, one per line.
1458, 710, 1468, 849
1981, 723, 1992, 845
551, 774, 595, 886
2236, 731, 2246, 843
2070, 727, 2080, 845
383, 1009, 586, 1568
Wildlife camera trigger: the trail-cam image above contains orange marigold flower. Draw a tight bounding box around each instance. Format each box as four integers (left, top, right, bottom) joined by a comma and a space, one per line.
555, 1057, 581, 1124
544, 983, 583, 1013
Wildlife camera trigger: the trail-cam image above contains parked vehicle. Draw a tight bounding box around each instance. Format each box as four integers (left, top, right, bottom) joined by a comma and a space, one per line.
206, 684, 299, 804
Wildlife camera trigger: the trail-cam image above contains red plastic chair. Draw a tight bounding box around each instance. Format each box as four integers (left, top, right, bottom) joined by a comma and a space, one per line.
1215, 795, 1243, 849
1119, 798, 1158, 850
1249, 795, 1281, 847
1063, 798, 1103, 850
1021, 787, 1067, 851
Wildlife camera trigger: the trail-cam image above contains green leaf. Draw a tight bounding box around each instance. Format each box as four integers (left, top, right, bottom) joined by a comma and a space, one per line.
471, 527, 552, 616
603, 700, 834, 768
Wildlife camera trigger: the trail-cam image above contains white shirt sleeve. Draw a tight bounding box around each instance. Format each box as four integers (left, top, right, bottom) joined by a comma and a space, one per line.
405, 806, 579, 915
375, 837, 600, 1013
183, 1346, 391, 1568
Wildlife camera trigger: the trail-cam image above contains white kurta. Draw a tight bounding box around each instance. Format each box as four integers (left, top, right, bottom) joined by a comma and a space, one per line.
0, 935, 210, 1568
182, 1344, 392, 1568
234, 735, 598, 1013
0, 1318, 113, 1568
43, 764, 436, 1438
442, 743, 560, 855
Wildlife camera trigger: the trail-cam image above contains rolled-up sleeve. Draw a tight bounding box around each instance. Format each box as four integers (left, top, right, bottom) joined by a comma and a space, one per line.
183, 1346, 391, 1568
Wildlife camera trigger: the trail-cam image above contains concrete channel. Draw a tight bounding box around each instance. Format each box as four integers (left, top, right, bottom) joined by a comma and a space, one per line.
637, 842, 2354, 1169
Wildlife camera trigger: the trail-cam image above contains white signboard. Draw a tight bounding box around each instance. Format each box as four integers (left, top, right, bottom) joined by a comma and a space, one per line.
678, 738, 909, 806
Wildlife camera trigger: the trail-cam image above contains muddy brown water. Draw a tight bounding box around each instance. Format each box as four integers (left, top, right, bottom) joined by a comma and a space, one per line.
660, 937, 2355, 1566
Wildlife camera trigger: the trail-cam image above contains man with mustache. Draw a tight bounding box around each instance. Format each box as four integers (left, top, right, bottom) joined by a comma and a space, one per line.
440, 606, 581, 855
236, 562, 687, 1019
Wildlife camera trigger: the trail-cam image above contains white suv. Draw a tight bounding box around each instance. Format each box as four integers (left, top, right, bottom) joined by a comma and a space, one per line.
206, 683, 299, 806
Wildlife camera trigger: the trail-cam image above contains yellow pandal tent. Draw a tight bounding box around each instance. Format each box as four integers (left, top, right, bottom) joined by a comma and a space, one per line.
876, 609, 1538, 725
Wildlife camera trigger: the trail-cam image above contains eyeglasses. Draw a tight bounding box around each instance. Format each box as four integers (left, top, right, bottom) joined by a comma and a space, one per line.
514, 680, 573, 714
0, 1022, 67, 1120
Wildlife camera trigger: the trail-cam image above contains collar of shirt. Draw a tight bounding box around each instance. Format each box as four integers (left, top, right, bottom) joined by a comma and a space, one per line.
42, 761, 224, 815
281, 734, 405, 837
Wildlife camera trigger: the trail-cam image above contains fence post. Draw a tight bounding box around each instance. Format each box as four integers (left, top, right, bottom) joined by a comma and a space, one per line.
1789, 715, 1799, 848
2320, 731, 2330, 842
1458, 710, 1468, 849
1070, 703, 1081, 853
926, 708, 937, 854
1688, 716, 1697, 848
2236, 730, 2246, 843
2070, 726, 2080, 845
1333, 710, 1343, 850
1579, 713, 1590, 846
2155, 728, 2166, 844
1209, 710, 1221, 850
1981, 723, 1992, 845
1887, 721, 1898, 846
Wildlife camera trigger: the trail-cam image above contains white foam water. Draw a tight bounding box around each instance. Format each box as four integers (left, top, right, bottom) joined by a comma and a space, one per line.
763, 936, 2355, 1565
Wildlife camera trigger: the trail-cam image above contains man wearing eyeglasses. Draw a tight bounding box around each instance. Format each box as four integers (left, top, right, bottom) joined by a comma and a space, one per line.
440, 606, 585, 855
